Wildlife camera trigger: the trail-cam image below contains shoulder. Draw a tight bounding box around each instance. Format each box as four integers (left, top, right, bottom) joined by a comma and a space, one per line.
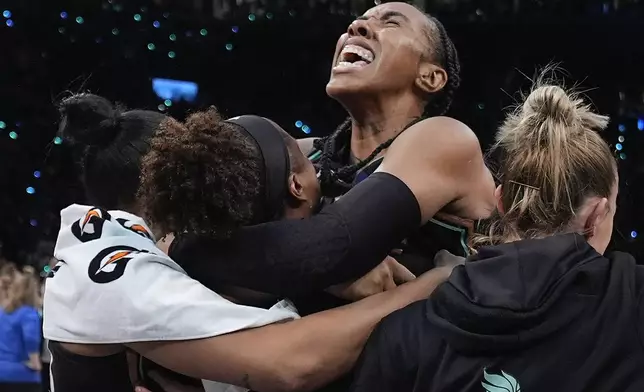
16, 305, 40, 319
297, 137, 319, 156
407, 116, 481, 152
384, 116, 483, 174
609, 251, 644, 289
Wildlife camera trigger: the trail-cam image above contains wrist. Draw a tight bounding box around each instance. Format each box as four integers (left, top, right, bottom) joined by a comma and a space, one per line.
400, 267, 449, 303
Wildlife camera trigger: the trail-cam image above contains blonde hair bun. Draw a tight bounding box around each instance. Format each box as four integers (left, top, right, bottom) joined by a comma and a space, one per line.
522, 85, 578, 125
475, 67, 616, 247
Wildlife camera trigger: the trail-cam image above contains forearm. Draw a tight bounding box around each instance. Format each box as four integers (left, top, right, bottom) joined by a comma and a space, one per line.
129, 268, 448, 392
174, 174, 421, 298
274, 267, 448, 391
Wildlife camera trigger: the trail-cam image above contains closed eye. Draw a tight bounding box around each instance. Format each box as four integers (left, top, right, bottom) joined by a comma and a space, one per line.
385, 20, 400, 26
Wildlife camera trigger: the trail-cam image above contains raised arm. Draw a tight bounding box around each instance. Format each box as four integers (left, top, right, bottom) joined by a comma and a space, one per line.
172, 171, 421, 296
173, 117, 495, 297
128, 266, 450, 392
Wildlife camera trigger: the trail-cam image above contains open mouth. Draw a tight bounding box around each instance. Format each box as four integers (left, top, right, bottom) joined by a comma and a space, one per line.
335, 44, 375, 69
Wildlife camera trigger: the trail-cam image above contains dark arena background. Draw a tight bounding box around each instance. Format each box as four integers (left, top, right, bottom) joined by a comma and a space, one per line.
1, 0, 643, 269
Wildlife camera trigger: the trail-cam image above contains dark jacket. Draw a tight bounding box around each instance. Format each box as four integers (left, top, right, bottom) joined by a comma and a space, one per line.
351, 234, 644, 392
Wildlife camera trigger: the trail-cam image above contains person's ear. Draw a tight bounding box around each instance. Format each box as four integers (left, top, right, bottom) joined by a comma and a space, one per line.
495, 185, 505, 215
416, 63, 447, 94
288, 173, 307, 202
583, 197, 609, 240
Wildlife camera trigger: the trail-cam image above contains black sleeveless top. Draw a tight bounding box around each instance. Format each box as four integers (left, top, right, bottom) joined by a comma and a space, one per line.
310, 152, 470, 277
303, 147, 470, 392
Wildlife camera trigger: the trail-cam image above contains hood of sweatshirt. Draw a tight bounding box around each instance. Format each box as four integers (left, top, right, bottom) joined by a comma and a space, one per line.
426, 233, 605, 353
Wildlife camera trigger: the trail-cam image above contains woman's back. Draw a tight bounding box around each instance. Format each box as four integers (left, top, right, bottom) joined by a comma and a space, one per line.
352, 234, 644, 392
351, 76, 628, 392
0, 305, 41, 383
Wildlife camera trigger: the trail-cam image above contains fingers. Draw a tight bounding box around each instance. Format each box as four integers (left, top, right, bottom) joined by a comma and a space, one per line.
382, 276, 397, 291
434, 249, 466, 269
384, 256, 416, 284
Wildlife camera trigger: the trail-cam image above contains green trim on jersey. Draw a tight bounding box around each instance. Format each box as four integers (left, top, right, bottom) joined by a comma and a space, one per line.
428, 218, 470, 256
308, 150, 322, 162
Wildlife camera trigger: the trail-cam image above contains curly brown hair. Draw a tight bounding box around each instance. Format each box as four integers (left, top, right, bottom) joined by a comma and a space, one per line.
138, 108, 263, 239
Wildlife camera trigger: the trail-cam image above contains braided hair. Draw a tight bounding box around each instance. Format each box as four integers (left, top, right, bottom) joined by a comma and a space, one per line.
314, 16, 461, 197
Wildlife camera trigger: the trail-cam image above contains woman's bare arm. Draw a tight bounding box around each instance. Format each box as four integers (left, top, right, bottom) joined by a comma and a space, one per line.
377, 116, 496, 223
128, 267, 450, 392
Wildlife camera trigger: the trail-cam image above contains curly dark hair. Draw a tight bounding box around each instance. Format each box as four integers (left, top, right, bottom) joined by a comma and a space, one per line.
138, 108, 263, 239
314, 15, 461, 196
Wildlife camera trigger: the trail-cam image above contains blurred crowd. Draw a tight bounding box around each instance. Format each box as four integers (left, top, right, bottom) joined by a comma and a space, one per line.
0, 258, 50, 392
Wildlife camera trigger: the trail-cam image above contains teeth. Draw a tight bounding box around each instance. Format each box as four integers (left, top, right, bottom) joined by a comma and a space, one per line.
340, 44, 375, 63
337, 61, 369, 68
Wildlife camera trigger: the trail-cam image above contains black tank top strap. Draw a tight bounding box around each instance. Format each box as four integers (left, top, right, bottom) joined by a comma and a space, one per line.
353, 157, 385, 186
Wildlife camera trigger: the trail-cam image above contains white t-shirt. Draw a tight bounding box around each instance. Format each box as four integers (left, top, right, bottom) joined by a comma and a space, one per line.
43, 204, 299, 391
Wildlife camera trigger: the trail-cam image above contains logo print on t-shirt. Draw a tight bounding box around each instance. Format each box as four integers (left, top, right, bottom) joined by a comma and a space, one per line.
482, 369, 521, 392
116, 218, 153, 241
87, 245, 148, 284
71, 208, 112, 243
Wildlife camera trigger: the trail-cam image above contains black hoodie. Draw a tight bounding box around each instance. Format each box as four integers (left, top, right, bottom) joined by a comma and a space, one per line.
351, 234, 644, 392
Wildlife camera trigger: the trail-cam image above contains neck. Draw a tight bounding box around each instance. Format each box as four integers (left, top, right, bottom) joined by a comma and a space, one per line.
343, 92, 424, 162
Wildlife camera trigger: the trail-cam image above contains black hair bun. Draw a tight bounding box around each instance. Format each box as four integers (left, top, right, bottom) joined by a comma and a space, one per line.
58, 93, 121, 147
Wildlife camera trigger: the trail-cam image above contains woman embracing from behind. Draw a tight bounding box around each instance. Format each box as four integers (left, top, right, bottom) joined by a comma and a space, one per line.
44, 94, 463, 392
170, 2, 496, 316
351, 73, 644, 392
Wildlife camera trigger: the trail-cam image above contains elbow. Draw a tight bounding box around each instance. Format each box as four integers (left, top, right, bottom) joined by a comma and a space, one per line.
272, 375, 312, 392
271, 357, 327, 392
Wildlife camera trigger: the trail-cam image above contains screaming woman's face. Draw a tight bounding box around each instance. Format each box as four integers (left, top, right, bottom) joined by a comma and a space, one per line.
326, 2, 444, 101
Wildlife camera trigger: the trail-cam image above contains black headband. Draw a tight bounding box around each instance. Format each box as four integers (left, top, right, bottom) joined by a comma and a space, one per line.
226, 115, 290, 223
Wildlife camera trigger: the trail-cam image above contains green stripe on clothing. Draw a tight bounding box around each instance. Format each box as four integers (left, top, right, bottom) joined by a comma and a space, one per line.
429, 218, 470, 256
308, 150, 322, 161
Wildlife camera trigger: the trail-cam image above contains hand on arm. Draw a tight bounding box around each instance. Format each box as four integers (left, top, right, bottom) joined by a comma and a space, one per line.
128, 267, 450, 392
434, 249, 466, 269
327, 256, 416, 302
